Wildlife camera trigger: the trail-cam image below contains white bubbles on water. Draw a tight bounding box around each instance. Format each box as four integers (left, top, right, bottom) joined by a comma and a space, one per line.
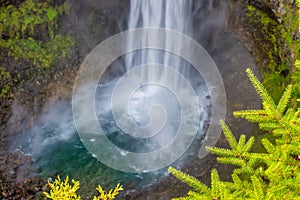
72, 28, 226, 173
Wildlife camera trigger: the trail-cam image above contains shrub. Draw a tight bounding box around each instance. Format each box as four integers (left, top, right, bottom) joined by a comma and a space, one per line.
44, 176, 123, 200
169, 69, 300, 199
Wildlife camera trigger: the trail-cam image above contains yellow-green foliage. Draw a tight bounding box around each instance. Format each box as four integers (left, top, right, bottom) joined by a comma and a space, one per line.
169, 69, 300, 200
44, 176, 81, 200
246, 4, 299, 70
291, 59, 300, 108
0, 0, 73, 68
0, 66, 18, 99
246, 5, 280, 71
93, 183, 123, 200
0, 0, 68, 39
44, 176, 123, 200
245, 4, 300, 103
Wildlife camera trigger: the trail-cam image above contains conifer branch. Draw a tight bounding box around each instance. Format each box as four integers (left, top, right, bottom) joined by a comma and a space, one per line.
251, 176, 265, 199
220, 121, 238, 149
211, 169, 220, 199
243, 137, 255, 153
277, 85, 293, 115
170, 69, 300, 199
245, 68, 276, 110
168, 167, 209, 194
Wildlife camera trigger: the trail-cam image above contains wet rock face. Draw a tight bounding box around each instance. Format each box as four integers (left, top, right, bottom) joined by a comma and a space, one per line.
229, 0, 297, 75
0, 0, 129, 138
258, 0, 295, 21
0, 0, 128, 198
0, 176, 46, 200
0, 149, 33, 182
0, 150, 46, 199
240, 0, 296, 19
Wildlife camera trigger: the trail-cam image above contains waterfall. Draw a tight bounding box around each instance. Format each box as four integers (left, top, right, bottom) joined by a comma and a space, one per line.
89, 0, 210, 172
128, 0, 192, 32
126, 0, 193, 73
9, 0, 208, 172
119, 0, 201, 135
9, 0, 215, 191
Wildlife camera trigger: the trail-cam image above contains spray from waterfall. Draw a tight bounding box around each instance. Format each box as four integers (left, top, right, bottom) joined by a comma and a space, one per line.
7, 0, 257, 193
90, 0, 209, 163
9, 0, 211, 173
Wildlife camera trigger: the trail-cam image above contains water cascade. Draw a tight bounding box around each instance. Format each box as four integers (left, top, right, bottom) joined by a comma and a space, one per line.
8, 0, 258, 198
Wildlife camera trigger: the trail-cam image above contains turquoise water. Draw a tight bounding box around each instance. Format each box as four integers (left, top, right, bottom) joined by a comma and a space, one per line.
8, 47, 211, 196
9, 96, 209, 197
33, 129, 165, 196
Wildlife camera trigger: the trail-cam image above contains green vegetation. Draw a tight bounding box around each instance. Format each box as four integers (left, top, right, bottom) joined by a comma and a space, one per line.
44, 176, 123, 200
245, 4, 300, 104
0, 66, 19, 99
0, 0, 74, 109
292, 59, 300, 104
0, 0, 73, 68
169, 69, 300, 199
87, 10, 103, 38
44, 176, 81, 200
246, 5, 280, 72
93, 183, 123, 200
1, 1, 299, 199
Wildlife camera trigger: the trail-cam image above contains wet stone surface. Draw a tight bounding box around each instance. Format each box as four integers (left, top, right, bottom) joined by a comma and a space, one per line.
0, 150, 47, 199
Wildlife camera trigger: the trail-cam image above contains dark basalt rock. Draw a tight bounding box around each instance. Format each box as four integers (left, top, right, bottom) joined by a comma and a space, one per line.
0, 150, 46, 199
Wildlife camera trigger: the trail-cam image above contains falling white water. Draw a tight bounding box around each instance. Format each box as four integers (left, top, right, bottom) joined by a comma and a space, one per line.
9, 0, 211, 187
128, 0, 192, 34
119, 0, 201, 137
5, 0, 262, 197
78, 0, 211, 173
126, 0, 193, 74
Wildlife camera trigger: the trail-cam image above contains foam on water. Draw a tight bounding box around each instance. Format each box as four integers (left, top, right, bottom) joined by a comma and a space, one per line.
9, 0, 214, 195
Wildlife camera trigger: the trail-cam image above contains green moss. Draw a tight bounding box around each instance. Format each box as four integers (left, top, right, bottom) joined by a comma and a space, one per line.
0, 67, 18, 100
0, 0, 74, 69
291, 59, 300, 108
87, 9, 103, 37
246, 5, 279, 71
245, 4, 299, 103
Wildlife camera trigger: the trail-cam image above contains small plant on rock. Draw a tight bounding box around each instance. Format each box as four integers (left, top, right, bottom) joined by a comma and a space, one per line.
44, 176, 123, 200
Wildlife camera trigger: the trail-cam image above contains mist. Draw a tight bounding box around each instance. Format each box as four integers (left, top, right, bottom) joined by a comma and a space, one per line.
6, 0, 260, 193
